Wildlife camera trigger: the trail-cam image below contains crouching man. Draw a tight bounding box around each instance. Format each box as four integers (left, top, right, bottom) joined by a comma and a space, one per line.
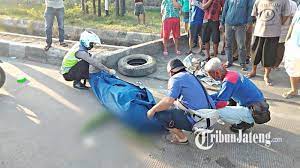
204, 58, 270, 133
60, 31, 115, 90
147, 59, 215, 144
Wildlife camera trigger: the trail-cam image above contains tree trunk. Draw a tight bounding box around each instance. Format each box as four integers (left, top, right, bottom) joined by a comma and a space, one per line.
81, 0, 86, 14
120, 0, 125, 16
115, 0, 119, 16
93, 0, 96, 15
98, 0, 101, 17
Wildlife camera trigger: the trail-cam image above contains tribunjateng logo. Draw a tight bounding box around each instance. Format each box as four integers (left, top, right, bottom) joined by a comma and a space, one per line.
194, 129, 283, 150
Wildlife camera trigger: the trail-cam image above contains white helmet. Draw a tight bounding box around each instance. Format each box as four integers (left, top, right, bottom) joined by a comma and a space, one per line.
79, 30, 101, 49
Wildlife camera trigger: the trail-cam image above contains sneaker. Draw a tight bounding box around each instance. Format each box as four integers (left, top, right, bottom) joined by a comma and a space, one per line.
230, 122, 254, 133
73, 80, 89, 90
60, 42, 68, 47
44, 45, 51, 51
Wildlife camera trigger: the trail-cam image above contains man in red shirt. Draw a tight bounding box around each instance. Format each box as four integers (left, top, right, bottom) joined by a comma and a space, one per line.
202, 0, 224, 59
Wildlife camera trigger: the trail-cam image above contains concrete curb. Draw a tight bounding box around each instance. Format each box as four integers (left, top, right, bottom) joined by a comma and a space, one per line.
0, 39, 67, 65
93, 34, 188, 68
0, 17, 161, 46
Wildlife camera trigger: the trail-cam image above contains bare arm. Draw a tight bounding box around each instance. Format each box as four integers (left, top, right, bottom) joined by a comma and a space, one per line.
202, 0, 213, 10
172, 0, 182, 9
76, 51, 111, 72
147, 97, 175, 118
282, 16, 289, 25
285, 23, 294, 42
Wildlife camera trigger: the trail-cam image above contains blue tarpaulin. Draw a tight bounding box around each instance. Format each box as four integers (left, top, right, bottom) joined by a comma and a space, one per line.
89, 71, 164, 132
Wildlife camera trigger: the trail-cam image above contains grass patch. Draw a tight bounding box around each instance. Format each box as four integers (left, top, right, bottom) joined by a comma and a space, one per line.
0, 3, 162, 34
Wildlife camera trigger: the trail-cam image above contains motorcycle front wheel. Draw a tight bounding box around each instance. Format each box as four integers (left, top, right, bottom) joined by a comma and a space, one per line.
0, 66, 6, 88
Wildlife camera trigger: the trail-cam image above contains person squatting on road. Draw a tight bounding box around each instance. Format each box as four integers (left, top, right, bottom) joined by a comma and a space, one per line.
60, 31, 115, 90
147, 59, 215, 144
205, 58, 271, 133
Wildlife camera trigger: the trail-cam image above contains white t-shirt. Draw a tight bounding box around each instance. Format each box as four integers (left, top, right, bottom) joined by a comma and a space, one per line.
252, 0, 291, 37
279, 0, 298, 43
45, 0, 64, 8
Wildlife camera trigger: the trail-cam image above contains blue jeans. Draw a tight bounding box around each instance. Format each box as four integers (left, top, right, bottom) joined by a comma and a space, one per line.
154, 109, 193, 131
225, 24, 247, 65
217, 106, 255, 124
44, 7, 65, 46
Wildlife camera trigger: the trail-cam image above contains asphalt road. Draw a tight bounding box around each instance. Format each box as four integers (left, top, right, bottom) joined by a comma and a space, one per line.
0, 58, 299, 168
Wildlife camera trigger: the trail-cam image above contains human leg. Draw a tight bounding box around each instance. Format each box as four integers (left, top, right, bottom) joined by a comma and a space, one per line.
44, 7, 55, 50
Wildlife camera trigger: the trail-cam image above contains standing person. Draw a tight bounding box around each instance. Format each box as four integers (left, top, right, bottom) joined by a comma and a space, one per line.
180, 0, 190, 33
220, 0, 254, 71
232, 24, 253, 64
161, 0, 182, 56
44, 0, 68, 51
105, 0, 110, 16
275, 0, 298, 69
247, 0, 290, 86
134, 0, 146, 24
282, 7, 300, 98
60, 31, 115, 90
187, 0, 213, 54
202, 0, 224, 60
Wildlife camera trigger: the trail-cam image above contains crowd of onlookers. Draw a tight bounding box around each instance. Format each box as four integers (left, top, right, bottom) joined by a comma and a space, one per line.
160, 0, 300, 99
42, 0, 300, 99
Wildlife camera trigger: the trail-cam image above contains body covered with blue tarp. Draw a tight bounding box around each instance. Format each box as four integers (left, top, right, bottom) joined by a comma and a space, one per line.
89, 71, 164, 132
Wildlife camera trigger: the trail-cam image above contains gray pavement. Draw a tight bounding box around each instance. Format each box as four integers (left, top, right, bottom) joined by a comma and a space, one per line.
0, 57, 299, 168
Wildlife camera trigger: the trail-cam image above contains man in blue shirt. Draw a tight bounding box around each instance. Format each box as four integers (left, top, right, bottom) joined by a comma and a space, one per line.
220, 0, 254, 71
147, 59, 214, 144
187, 0, 213, 54
204, 58, 268, 132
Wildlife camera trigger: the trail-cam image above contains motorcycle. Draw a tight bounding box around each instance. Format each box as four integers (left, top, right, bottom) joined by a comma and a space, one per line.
0, 60, 6, 88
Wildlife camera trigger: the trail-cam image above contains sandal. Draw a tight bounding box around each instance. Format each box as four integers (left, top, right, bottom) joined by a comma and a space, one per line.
221, 50, 225, 55
163, 51, 168, 56
165, 133, 188, 145
282, 91, 298, 99
264, 77, 273, 86
186, 50, 193, 55
176, 50, 182, 55
246, 72, 256, 78
225, 62, 233, 68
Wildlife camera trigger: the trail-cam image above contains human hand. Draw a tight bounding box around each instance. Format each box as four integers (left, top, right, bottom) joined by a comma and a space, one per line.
109, 69, 116, 75
219, 25, 224, 32
246, 24, 253, 33
147, 109, 156, 119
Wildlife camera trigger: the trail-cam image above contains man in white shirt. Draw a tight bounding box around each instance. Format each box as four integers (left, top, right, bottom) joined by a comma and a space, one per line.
44, 0, 68, 51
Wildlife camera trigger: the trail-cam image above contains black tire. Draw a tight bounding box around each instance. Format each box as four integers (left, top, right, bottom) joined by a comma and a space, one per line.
117, 54, 157, 77
0, 66, 5, 88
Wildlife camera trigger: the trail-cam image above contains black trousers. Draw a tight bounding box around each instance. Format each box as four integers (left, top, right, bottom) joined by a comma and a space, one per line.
63, 60, 89, 81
